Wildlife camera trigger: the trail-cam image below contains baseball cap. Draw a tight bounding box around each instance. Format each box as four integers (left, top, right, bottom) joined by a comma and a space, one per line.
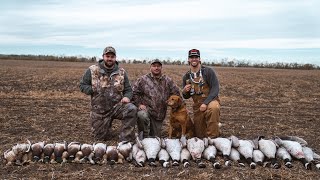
188, 49, 200, 57
103, 46, 116, 55
150, 59, 162, 65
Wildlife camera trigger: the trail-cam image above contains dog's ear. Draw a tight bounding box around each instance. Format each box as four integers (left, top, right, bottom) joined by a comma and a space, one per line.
177, 96, 182, 107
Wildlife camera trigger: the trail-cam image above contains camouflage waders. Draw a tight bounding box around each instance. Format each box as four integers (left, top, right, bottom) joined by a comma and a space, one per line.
89, 65, 137, 141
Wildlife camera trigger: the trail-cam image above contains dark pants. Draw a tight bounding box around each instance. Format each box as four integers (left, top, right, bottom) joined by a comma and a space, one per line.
137, 110, 163, 138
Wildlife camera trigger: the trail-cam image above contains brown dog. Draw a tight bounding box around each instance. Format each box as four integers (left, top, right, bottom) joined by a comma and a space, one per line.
167, 95, 195, 138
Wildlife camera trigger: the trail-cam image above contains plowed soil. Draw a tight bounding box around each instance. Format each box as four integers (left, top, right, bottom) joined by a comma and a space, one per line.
1, 59, 319, 179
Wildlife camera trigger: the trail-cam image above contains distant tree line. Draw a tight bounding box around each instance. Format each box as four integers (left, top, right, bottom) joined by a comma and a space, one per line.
0, 54, 319, 70
0, 54, 97, 62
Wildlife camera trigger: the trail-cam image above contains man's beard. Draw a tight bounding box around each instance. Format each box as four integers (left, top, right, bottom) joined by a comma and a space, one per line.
104, 61, 115, 68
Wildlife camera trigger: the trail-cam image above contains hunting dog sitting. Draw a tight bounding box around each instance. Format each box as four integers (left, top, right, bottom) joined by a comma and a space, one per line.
167, 95, 195, 138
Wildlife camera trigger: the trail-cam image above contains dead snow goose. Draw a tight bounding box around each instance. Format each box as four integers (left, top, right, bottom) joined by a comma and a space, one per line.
208, 136, 238, 166
203, 144, 221, 169
230, 148, 245, 167
253, 149, 265, 167
187, 137, 206, 168
164, 138, 182, 166
256, 136, 280, 169
302, 146, 320, 170
276, 147, 293, 168
158, 148, 170, 168
180, 147, 191, 168
136, 133, 161, 167
273, 136, 310, 170
131, 143, 146, 167
237, 139, 256, 169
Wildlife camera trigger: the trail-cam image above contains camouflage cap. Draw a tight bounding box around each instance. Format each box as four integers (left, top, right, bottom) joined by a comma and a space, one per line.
150, 59, 162, 66
103, 46, 116, 55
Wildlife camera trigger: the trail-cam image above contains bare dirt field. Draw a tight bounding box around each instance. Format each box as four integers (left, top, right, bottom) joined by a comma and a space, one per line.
0, 59, 319, 179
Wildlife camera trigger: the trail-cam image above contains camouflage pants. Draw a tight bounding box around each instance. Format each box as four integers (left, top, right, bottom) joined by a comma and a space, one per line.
193, 99, 220, 138
137, 110, 163, 138
90, 103, 137, 141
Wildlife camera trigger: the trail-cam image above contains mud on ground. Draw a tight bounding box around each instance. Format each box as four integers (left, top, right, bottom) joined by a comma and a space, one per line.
0, 60, 319, 179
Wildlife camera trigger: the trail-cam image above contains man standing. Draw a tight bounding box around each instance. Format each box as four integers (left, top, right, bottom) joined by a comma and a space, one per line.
79, 46, 137, 142
182, 49, 221, 138
132, 59, 180, 138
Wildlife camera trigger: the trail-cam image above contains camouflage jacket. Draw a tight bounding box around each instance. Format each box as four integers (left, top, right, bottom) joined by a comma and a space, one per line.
79, 60, 133, 114
182, 66, 219, 105
132, 73, 180, 121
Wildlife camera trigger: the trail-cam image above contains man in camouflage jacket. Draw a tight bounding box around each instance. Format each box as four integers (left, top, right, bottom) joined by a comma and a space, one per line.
79, 46, 137, 142
132, 59, 180, 138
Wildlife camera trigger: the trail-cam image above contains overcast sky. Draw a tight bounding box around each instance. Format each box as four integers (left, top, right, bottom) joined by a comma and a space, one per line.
1, 0, 319, 65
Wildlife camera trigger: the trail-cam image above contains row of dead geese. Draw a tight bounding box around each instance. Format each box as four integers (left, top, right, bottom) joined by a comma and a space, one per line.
3, 134, 320, 170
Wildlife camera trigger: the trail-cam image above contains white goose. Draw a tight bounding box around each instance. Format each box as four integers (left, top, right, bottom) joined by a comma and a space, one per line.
158, 148, 170, 168
230, 148, 245, 167
208, 136, 239, 166
187, 137, 206, 168
180, 147, 191, 168
276, 147, 293, 168
237, 139, 256, 169
256, 136, 280, 169
302, 146, 320, 170
131, 143, 146, 167
136, 133, 161, 167
203, 144, 221, 169
164, 138, 182, 166
253, 149, 265, 166
273, 136, 311, 170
